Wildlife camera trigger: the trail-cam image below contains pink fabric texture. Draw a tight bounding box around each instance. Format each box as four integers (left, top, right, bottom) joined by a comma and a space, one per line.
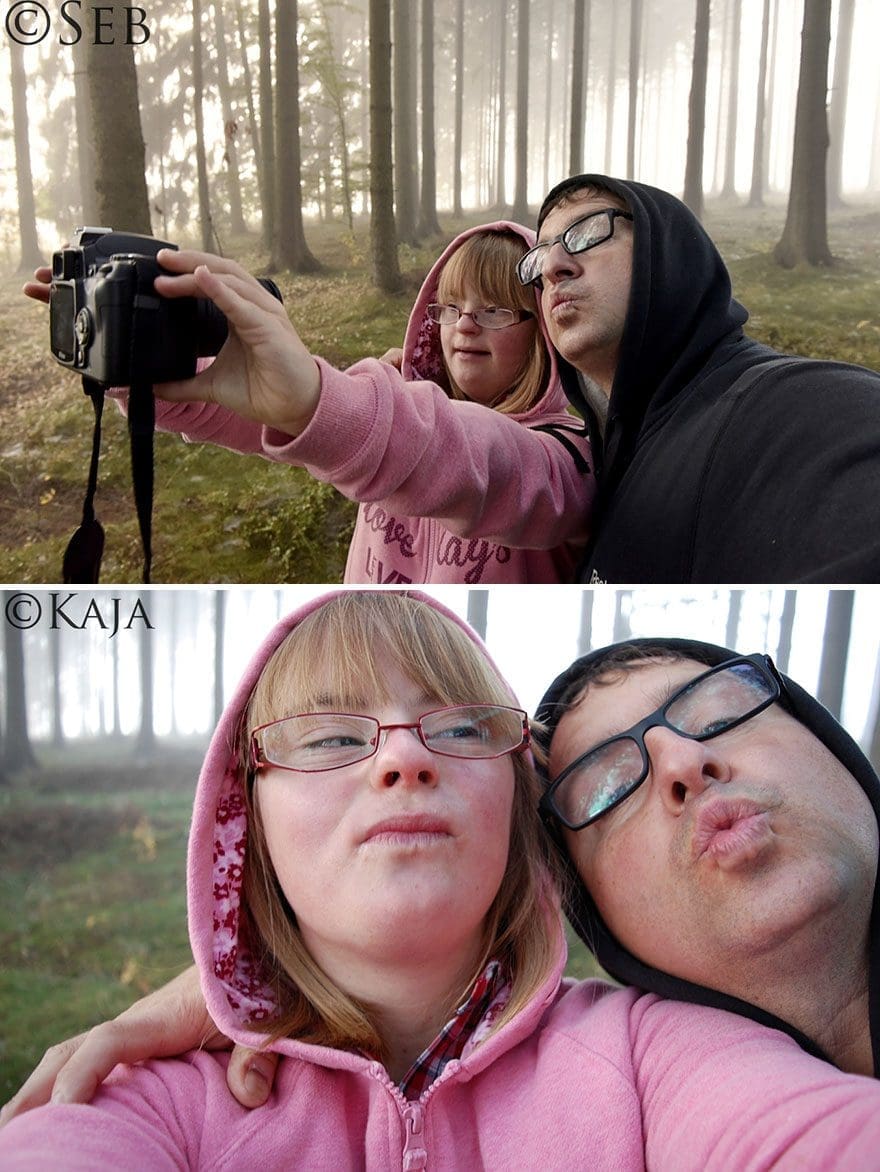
6, 594, 880, 1169
113, 222, 594, 583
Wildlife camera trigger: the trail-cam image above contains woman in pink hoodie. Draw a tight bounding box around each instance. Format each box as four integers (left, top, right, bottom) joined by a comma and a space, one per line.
43, 226, 593, 583
6, 591, 880, 1171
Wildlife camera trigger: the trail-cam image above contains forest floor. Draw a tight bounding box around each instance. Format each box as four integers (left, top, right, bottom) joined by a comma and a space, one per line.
0, 198, 878, 584
0, 741, 602, 1100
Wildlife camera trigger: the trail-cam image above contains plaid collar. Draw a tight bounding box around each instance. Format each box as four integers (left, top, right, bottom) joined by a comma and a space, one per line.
398, 959, 511, 1101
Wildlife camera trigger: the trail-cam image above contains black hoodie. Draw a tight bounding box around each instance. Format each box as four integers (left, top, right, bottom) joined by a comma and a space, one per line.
536, 175, 880, 583
535, 636, 880, 1076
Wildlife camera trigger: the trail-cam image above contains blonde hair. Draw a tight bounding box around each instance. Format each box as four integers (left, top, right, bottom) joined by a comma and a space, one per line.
241, 592, 559, 1060
436, 230, 549, 415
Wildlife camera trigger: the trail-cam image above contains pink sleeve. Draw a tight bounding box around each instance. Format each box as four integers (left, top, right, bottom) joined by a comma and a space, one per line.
631, 995, 880, 1169
263, 357, 594, 548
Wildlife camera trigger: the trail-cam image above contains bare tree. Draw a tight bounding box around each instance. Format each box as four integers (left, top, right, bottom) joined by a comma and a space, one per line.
747, 0, 772, 208
773, 0, 833, 268
720, 0, 743, 199
827, 0, 855, 209
212, 0, 246, 235
259, 0, 277, 251
604, 4, 619, 173
393, 0, 419, 243
683, 0, 711, 218
577, 591, 594, 657
85, 28, 151, 232
510, 0, 531, 222
467, 590, 489, 639
417, 0, 441, 236
273, 0, 320, 271
569, 0, 591, 174
213, 590, 226, 725
3, 606, 36, 772
816, 590, 855, 720
725, 589, 744, 648
135, 620, 156, 759
452, 0, 465, 217
626, 0, 643, 178
495, 0, 509, 211
775, 589, 797, 673
612, 591, 632, 642
9, 43, 44, 271
192, 0, 214, 250
370, 0, 403, 291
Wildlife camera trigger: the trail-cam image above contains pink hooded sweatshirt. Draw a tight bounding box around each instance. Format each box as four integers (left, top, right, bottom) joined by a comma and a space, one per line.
5, 592, 880, 1171
114, 223, 594, 583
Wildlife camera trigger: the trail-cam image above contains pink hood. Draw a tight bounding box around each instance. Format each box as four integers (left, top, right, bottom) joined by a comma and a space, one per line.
401, 220, 571, 426
186, 589, 560, 1058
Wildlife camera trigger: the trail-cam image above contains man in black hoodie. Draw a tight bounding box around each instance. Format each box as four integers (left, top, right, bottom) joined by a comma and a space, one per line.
535, 637, 880, 1078
521, 176, 880, 582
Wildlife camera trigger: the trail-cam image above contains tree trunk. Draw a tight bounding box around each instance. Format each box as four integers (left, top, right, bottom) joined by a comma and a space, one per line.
273, 0, 321, 271
3, 604, 36, 772
725, 589, 744, 649
466, 590, 489, 640
826, 0, 855, 209
816, 590, 854, 720
542, 0, 555, 195
568, 0, 587, 175
683, 0, 710, 219
612, 591, 632, 642
452, 0, 465, 217
192, 0, 214, 250
393, 0, 419, 243
50, 630, 64, 747
747, 0, 772, 208
135, 620, 156, 759
775, 589, 797, 673
720, 0, 742, 198
604, 4, 618, 172
9, 44, 44, 271
370, 0, 403, 291
417, 0, 441, 236
625, 0, 643, 179
213, 591, 226, 726
773, 0, 833, 268
577, 590, 594, 657
235, 0, 262, 177
259, 0, 277, 253
72, 39, 98, 225
510, 0, 530, 222
494, 0, 509, 211
84, 29, 151, 232
213, 1, 247, 235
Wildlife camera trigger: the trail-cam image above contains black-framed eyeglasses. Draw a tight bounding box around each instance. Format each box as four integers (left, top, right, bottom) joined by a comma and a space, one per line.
516, 208, 634, 287
426, 303, 534, 330
540, 654, 783, 831
251, 704, 530, 773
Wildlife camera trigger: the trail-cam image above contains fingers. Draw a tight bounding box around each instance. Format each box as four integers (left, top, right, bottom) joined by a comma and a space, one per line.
0, 1033, 89, 1125
23, 266, 52, 304
226, 1045, 280, 1108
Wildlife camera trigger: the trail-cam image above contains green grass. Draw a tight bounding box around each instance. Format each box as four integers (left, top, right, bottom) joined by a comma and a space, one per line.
1, 203, 877, 583
0, 742, 605, 1102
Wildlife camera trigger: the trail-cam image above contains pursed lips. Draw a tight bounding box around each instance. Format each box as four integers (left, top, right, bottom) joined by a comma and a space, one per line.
689, 796, 772, 864
360, 813, 453, 845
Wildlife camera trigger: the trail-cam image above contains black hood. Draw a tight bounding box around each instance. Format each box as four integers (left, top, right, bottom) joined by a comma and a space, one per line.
536, 175, 749, 478
535, 636, 880, 1074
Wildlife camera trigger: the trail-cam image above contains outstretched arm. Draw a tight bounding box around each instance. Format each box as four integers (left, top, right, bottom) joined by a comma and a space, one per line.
0, 965, 278, 1126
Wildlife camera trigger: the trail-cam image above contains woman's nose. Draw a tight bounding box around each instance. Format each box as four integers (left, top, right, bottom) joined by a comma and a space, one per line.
370, 726, 440, 789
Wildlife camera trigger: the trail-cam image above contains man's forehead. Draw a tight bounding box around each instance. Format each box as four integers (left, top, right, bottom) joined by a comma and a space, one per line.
538, 191, 629, 242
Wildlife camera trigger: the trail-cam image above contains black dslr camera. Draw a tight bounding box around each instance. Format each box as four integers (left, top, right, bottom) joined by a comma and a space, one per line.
49, 227, 281, 386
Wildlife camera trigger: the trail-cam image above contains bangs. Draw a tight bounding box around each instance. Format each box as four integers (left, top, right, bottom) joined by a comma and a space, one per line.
437, 231, 535, 316
247, 592, 513, 730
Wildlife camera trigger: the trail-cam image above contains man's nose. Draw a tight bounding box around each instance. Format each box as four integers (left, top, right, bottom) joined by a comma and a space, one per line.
643, 726, 731, 815
540, 239, 581, 285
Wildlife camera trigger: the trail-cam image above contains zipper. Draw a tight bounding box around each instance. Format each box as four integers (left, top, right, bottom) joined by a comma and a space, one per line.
402, 1103, 428, 1170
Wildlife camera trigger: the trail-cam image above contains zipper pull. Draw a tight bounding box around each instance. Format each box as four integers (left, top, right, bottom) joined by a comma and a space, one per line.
402, 1103, 428, 1170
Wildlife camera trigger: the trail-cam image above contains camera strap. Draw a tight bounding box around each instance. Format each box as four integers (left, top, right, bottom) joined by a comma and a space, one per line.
62, 376, 106, 583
